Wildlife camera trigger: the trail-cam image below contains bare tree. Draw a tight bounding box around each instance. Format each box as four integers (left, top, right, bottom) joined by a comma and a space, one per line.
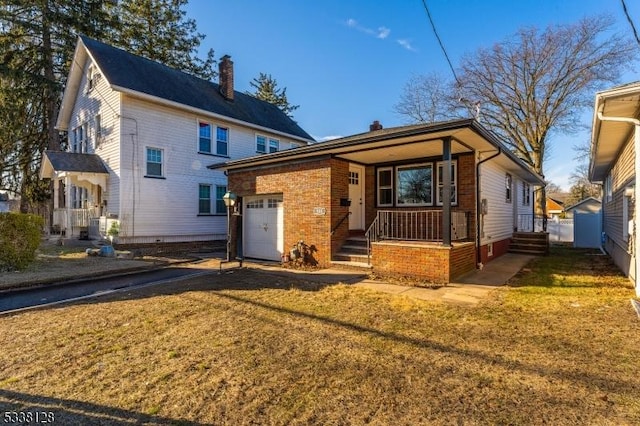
397, 15, 636, 219
394, 72, 458, 123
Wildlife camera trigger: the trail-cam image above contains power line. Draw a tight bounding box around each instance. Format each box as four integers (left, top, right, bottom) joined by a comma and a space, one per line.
621, 0, 640, 47
420, 0, 459, 85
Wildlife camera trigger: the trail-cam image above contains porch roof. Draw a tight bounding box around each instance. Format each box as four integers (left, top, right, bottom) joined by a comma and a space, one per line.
590, 81, 640, 182
40, 151, 109, 179
210, 119, 545, 185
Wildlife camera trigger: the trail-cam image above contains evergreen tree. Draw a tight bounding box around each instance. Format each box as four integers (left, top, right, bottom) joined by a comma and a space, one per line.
248, 73, 299, 117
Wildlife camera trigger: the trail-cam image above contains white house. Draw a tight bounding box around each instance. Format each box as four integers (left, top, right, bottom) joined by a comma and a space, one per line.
40, 36, 314, 245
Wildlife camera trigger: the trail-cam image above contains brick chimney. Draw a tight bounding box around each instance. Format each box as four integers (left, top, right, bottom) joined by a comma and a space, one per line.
219, 55, 234, 101
369, 120, 383, 131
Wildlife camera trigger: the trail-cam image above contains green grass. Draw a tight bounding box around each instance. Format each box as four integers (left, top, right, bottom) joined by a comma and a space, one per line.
0, 247, 638, 425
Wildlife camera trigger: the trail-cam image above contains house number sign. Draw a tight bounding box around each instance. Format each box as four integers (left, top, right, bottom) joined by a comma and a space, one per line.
313, 207, 326, 216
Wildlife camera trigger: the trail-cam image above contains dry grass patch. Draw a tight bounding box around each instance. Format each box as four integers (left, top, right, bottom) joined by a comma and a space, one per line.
0, 247, 638, 425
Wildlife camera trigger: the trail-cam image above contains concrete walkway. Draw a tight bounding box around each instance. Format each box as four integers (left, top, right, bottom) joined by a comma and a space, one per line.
352, 253, 535, 305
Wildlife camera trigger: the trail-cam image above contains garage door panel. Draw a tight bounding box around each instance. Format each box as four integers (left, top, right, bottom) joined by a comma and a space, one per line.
244, 196, 283, 261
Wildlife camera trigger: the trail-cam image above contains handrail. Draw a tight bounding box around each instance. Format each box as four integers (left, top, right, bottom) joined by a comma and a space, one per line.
364, 215, 380, 265
330, 211, 351, 235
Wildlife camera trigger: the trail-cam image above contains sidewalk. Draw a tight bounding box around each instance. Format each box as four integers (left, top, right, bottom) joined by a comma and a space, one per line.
351, 253, 535, 305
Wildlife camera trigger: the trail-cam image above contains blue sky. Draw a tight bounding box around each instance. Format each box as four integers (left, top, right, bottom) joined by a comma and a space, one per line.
185, 0, 639, 190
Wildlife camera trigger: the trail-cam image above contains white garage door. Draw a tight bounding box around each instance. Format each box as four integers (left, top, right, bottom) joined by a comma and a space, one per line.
243, 195, 283, 261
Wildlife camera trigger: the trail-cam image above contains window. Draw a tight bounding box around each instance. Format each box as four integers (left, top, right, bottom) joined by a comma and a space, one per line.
605, 174, 613, 203
146, 148, 163, 177
505, 174, 512, 203
215, 185, 227, 213
522, 182, 531, 206
72, 123, 88, 153
216, 127, 229, 156
396, 163, 433, 206
199, 122, 211, 153
87, 65, 96, 92
199, 184, 211, 214
256, 135, 280, 153
377, 168, 393, 206
267, 198, 282, 208
436, 161, 457, 205
246, 199, 264, 209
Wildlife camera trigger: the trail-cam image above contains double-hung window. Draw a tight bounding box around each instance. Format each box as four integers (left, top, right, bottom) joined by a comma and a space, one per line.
505, 174, 512, 203
436, 161, 457, 205
396, 163, 433, 206
199, 122, 212, 153
146, 147, 163, 177
256, 135, 280, 153
216, 127, 229, 156
72, 123, 88, 153
199, 122, 229, 156
377, 167, 393, 206
198, 184, 227, 214
522, 182, 531, 206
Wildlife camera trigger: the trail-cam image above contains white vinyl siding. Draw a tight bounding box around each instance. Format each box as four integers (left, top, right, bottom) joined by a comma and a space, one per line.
479, 161, 516, 245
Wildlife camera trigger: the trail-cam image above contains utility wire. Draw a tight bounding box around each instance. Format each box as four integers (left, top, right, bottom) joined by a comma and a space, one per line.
420, 0, 460, 85
621, 0, 640, 47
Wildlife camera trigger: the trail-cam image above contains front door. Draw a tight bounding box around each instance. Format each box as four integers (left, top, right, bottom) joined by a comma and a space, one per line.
348, 164, 364, 230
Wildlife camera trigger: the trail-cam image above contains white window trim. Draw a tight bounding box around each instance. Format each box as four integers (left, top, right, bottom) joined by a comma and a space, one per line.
198, 184, 212, 215
216, 126, 229, 157
377, 167, 394, 207
396, 162, 434, 207
605, 174, 613, 203
145, 147, 164, 178
256, 134, 280, 154
436, 160, 458, 206
505, 173, 513, 203
198, 121, 212, 154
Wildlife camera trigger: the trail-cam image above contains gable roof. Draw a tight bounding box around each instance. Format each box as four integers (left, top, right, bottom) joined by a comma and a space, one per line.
210, 119, 545, 185
40, 151, 109, 177
57, 36, 313, 143
564, 197, 601, 212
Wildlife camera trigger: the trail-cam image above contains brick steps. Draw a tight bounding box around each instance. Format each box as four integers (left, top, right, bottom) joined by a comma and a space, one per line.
509, 232, 548, 255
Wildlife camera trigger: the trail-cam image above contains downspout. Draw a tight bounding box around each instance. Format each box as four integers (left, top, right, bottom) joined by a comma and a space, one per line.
597, 109, 640, 297
475, 148, 502, 268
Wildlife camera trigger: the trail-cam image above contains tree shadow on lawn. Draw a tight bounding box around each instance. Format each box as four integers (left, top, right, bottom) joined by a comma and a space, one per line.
508, 247, 632, 289
0, 388, 203, 425
44, 267, 639, 399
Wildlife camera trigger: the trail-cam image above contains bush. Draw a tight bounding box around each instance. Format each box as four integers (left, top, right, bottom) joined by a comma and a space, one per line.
0, 212, 44, 271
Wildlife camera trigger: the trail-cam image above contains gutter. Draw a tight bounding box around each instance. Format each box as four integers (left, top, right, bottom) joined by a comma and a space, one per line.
596, 107, 640, 297
475, 148, 502, 268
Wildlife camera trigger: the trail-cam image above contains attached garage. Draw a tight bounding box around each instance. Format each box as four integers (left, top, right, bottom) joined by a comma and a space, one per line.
243, 195, 284, 261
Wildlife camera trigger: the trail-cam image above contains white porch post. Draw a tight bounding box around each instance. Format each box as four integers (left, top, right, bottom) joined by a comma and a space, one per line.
65, 175, 71, 236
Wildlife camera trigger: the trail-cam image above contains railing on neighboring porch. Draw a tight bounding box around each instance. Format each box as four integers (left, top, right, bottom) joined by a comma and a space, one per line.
516, 214, 547, 232
52, 208, 99, 233
365, 210, 469, 263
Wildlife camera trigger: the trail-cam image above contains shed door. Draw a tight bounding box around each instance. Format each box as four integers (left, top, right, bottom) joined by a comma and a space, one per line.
243, 195, 284, 261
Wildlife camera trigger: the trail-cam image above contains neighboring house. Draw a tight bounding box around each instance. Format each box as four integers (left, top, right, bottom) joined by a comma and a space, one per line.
589, 81, 640, 297
546, 197, 564, 219
40, 36, 313, 245
563, 197, 601, 218
212, 119, 545, 283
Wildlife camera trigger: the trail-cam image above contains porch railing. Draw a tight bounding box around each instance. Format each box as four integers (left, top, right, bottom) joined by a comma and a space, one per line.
365, 210, 469, 263
52, 208, 99, 230
516, 214, 547, 232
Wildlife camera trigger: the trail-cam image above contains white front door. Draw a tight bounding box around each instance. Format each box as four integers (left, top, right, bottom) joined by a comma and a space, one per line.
348, 164, 365, 230
243, 195, 283, 261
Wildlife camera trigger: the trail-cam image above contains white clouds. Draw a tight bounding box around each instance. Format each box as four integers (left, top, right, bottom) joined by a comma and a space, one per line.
345, 18, 413, 51
397, 39, 417, 52
377, 26, 390, 39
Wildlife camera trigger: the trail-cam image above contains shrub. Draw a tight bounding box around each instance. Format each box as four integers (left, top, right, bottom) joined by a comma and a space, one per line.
0, 212, 44, 271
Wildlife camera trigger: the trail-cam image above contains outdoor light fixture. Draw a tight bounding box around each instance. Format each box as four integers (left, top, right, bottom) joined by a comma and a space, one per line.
223, 191, 237, 262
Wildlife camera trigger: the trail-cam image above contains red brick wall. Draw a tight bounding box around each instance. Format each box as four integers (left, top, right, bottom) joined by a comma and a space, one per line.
479, 237, 510, 264
371, 241, 476, 283
226, 157, 350, 266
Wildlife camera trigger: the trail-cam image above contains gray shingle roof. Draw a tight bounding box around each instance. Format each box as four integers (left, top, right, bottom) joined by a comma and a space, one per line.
80, 36, 314, 142
44, 151, 109, 173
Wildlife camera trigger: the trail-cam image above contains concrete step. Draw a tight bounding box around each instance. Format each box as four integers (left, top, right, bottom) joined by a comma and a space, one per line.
330, 260, 372, 271
333, 252, 369, 263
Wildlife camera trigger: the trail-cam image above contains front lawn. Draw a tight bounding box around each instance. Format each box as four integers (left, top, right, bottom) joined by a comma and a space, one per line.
0, 247, 637, 425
